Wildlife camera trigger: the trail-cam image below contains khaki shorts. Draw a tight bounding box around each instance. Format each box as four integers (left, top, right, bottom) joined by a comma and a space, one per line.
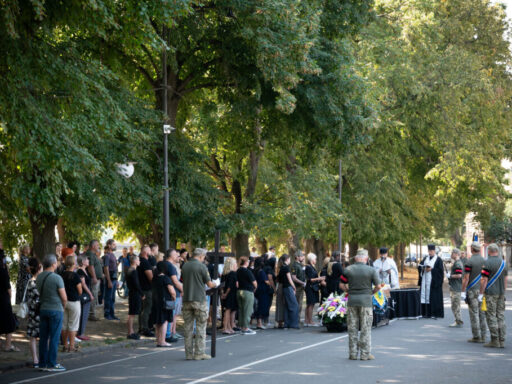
63, 301, 81, 331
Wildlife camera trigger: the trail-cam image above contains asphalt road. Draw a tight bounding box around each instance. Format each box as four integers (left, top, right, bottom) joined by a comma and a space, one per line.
3, 280, 511, 384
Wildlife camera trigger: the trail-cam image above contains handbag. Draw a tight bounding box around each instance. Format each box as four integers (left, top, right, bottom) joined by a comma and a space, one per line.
80, 292, 91, 305
164, 299, 176, 311
15, 282, 29, 319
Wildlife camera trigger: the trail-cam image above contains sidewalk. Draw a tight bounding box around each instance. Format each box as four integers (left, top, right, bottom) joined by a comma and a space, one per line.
0, 295, 183, 373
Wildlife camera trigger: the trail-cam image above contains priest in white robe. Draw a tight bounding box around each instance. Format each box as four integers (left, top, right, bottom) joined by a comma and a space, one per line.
373, 247, 400, 289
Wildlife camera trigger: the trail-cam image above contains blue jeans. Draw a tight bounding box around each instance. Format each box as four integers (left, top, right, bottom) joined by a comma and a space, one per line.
104, 280, 117, 318
39, 310, 63, 368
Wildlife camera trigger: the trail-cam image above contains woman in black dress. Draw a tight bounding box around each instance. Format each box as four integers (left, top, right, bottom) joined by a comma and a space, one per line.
220, 257, 237, 334
0, 245, 19, 351
77, 255, 94, 341
254, 258, 271, 329
26, 258, 42, 366
152, 262, 176, 347
16, 244, 31, 304
304, 253, 325, 326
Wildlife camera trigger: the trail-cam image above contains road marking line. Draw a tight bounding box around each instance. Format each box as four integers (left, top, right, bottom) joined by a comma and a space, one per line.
9, 335, 238, 384
187, 334, 349, 384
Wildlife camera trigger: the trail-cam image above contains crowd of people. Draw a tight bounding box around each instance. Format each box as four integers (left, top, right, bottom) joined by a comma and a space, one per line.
0, 238, 507, 369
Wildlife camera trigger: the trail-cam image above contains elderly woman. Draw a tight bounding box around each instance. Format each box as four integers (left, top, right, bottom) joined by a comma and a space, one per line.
304, 253, 325, 326
26, 258, 42, 366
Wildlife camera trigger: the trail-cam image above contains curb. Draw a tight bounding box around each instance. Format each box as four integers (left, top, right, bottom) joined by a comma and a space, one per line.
0, 337, 157, 373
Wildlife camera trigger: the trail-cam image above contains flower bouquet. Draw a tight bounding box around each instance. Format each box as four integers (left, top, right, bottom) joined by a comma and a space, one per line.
317, 293, 348, 332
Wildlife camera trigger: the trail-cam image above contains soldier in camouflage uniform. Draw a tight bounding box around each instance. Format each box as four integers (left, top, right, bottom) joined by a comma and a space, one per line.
480, 243, 507, 348
461, 242, 487, 343
447, 248, 464, 327
340, 249, 382, 361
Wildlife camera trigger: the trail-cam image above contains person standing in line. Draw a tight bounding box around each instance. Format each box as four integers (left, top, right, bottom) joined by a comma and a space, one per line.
61, 255, 82, 353
76, 255, 94, 341
36, 254, 67, 371
326, 251, 343, 296
418, 244, 444, 319
304, 253, 325, 327
26, 258, 42, 367
0, 245, 19, 352
152, 262, 176, 347
237, 256, 257, 335
85, 240, 102, 322
277, 254, 299, 329
118, 247, 131, 296
137, 245, 154, 337
291, 250, 306, 325
171, 251, 184, 339
163, 249, 183, 343
447, 248, 464, 328
220, 257, 238, 334
263, 257, 276, 328
254, 257, 271, 330
461, 242, 487, 343
103, 239, 119, 320
319, 257, 331, 303
126, 255, 142, 340
479, 243, 507, 348
181, 248, 220, 360
149, 243, 159, 268
16, 244, 32, 304
340, 249, 383, 361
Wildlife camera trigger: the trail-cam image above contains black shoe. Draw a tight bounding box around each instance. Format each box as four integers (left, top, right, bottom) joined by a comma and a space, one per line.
143, 330, 155, 337
127, 333, 140, 340
165, 337, 178, 343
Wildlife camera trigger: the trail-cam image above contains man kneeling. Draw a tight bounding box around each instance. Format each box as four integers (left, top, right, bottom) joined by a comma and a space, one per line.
340, 249, 383, 361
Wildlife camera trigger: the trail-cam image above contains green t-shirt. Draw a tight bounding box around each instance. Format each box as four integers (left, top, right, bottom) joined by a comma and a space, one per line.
36, 271, 65, 312
291, 261, 305, 283
341, 262, 380, 307
482, 256, 508, 295
181, 258, 210, 303
448, 260, 464, 292
464, 254, 485, 292
86, 250, 104, 279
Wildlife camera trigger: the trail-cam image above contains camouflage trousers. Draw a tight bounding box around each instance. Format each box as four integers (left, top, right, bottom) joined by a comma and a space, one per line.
467, 290, 487, 340
182, 301, 208, 358
484, 295, 506, 342
450, 290, 463, 324
347, 306, 373, 359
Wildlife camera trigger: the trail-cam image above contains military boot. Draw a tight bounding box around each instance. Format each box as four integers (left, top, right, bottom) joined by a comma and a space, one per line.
360, 354, 375, 361
449, 322, 462, 328
467, 337, 483, 343
499, 340, 505, 348
483, 338, 500, 348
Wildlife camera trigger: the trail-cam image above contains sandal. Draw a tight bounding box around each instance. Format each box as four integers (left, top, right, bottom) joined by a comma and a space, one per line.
4, 345, 20, 352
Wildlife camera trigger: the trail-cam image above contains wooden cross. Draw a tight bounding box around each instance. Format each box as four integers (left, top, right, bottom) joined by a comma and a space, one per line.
206, 230, 235, 358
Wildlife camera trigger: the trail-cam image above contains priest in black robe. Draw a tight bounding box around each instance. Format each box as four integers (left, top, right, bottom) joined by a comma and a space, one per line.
418, 244, 444, 318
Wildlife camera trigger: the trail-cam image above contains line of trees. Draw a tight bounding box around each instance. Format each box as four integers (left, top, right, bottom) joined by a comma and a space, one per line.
1, 0, 511, 262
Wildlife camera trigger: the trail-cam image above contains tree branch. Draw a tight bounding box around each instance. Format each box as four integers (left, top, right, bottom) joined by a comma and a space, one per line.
140, 44, 160, 76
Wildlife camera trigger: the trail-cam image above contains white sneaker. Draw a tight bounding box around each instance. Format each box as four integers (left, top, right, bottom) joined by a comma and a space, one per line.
75, 337, 82, 343
242, 329, 257, 335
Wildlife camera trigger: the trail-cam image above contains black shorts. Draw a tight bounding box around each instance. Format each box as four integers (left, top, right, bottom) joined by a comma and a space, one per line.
128, 294, 142, 315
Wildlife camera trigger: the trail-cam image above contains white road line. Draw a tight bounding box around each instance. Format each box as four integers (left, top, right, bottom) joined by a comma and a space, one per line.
187, 334, 349, 384
9, 335, 238, 384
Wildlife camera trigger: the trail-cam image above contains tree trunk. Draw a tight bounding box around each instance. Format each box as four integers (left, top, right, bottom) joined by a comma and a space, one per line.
348, 241, 358, 263
450, 227, 463, 248
255, 237, 268, 255
233, 233, 250, 258
56, 218, 67, 245
400, 242, 406, 280
287, 230, 300, 262
305, 238, 327, 270
367, 244, 379, 261
29, 210, 58, 261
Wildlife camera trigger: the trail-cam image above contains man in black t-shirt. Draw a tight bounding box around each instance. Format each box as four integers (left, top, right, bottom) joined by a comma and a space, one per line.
137, 245, 154, 336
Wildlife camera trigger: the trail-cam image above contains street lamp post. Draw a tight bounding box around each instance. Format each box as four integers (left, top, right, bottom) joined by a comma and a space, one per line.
162, 25, 172, 252
338, 158, 342, 252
